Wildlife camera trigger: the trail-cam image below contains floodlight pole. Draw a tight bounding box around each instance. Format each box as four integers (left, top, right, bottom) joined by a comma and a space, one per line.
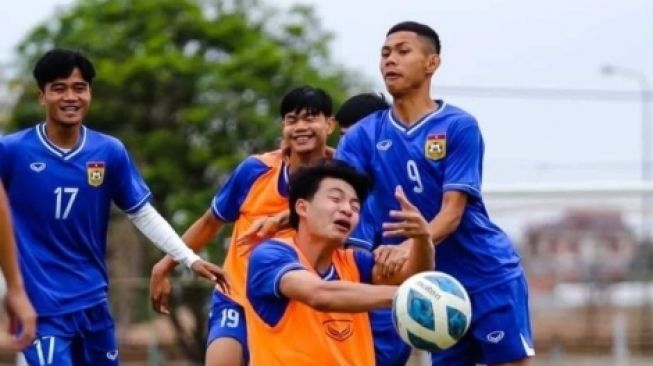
602, 64, 652, 351
602, 65, 652, 239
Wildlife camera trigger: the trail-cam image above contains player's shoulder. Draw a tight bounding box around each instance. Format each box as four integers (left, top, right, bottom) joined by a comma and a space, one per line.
251, 149, 284, 168
0, 125, 37, 147
235, 153, 273, 175
84, 127, 126, 148
349, 108, 389, 132
440, 102, 478, 130
339, 109, 390, 145
250, 238, 298, 263
441, 102, 477, 123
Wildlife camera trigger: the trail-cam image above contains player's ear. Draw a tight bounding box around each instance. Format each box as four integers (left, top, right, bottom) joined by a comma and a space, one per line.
295, 199, 309, 220
425, 54, 440, 75
325, 116, 336, 135
38, 89, 46, 106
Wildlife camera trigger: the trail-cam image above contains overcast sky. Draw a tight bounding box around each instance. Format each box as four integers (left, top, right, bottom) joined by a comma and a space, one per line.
1, 0, 652, 185
1, 0, 652, 235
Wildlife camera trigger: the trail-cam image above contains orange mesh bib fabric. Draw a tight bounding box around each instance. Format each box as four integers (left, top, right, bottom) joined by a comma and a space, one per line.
245, 238, 375, 366
219, 150, 294, 303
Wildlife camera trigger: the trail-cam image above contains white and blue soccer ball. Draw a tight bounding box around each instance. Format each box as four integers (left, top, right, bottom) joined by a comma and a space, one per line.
392, 271, 472, 351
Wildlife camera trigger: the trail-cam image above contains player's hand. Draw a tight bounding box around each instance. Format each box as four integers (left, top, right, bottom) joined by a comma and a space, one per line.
382, 186, 430, 241
149, 264, 173, 315
324, 146, 336, 160
236, 215, 281, 246
374, 240, 411, 278
4, 287, 36, 351
190, 259, 230, 294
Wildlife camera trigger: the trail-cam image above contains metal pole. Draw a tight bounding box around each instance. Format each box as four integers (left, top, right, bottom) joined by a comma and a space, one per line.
602, 65, 652, 353
641, 81, 652, 353
602, 66, 652, 238
640, 82, 652, 241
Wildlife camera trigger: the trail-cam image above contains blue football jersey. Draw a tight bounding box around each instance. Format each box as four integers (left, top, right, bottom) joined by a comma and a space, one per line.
336, 101, 522, 293
0, 123, 151, 315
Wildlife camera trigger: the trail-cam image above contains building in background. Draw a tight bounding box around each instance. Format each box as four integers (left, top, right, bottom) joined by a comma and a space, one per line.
524, 209, 638, 291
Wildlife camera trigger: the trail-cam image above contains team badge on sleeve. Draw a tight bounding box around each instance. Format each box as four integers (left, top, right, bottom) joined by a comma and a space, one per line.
425, 133, 446, 160
87, 161, 106, 187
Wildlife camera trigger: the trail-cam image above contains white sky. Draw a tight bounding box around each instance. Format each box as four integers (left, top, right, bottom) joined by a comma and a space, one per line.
1, 0, 652, 184
1, 0, 652, 235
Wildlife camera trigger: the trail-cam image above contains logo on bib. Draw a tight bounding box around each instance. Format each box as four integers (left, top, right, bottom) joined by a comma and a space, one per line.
323, 319, 353, 342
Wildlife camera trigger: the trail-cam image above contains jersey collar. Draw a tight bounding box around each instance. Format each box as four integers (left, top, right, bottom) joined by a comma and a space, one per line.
319, 265, 337, 280
36, 122, 87, 160
278, 161, 291, 198
388, 100, 447, 136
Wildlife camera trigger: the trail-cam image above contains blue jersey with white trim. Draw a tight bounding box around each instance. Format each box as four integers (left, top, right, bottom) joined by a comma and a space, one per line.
336, 101, 522, 293
0, 123, 151, 315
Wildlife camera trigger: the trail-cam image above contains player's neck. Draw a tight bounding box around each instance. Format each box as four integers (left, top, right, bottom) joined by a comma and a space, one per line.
288, 149, 325, 174
44, 121, 82, 149
392, 92, 438, 127
294, 229, 338, 274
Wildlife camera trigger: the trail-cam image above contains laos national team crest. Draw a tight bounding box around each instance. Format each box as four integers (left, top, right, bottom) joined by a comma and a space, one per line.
87, 161, 105, 187
425, 133, 446, 160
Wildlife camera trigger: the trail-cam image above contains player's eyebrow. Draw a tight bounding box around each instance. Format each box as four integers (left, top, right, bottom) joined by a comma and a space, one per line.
382, 41, 408, 50
49, 81, 89, 88
326, 187, 360, 204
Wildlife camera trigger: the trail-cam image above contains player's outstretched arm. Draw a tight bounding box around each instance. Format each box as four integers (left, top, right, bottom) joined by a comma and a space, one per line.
375, 186, 435, 285
279, 270, 396, 312
149, 209, 225, 314
0, 182, 36, 351
127, 204, 229, 313
153, 209, 225, 274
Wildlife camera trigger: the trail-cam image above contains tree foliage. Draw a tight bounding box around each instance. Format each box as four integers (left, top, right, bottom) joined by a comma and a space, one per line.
9, 0, 368, 361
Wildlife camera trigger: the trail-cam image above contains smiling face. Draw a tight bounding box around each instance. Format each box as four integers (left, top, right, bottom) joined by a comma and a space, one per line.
295, 177, 361, 243
38, 68, 91, 127
380, 31, 440, 97
282, 109, 334, 155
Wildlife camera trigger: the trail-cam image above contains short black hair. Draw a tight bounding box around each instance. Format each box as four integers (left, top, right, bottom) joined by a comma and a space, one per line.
387, 21, 441, 54
280, 86, 333, 118
289, 160, 372, 229
33, 48, 96, 90
335, 93, 389, 129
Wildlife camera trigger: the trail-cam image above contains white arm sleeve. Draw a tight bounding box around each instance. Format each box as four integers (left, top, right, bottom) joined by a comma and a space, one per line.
127, 203, 201, 268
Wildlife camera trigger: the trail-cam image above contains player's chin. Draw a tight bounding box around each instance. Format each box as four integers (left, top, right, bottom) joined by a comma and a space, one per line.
329, 227, 351, 241
55, 115, 83, 127
384, 82, 406, 96
290, 142, 317, 154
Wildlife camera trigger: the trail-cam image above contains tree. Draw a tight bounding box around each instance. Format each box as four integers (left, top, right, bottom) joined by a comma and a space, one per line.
9, 0, 369, 362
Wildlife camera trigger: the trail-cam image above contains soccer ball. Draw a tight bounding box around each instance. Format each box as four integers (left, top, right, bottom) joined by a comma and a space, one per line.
392, 271, 472, 351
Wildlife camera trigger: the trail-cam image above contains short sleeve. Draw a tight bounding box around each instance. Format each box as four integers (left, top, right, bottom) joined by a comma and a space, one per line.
210, 157, 270, 222
247, 240, 306, 326
443, 118, 483, 201
352, 249, 375, 284
111, 143, 152, 213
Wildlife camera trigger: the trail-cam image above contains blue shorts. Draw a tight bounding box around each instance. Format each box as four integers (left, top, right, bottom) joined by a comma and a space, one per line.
21, 301, 119, 366
431, 274, 534, 366
206, 291, 249, 363
370, 308, 411, 366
